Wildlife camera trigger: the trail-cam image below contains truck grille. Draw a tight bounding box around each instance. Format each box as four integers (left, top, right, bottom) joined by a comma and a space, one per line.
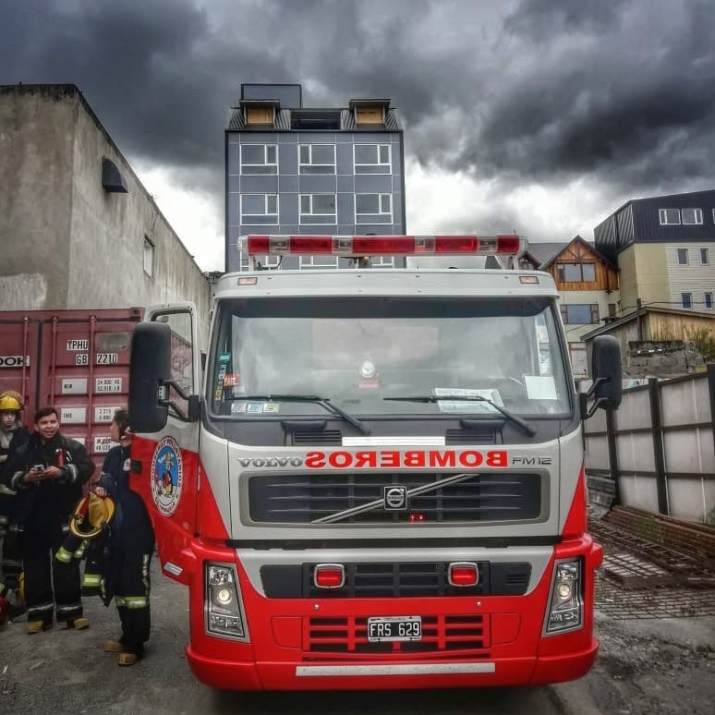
248, 472, 542, 524
260, 561, 532, 598
306, 615, 489, 654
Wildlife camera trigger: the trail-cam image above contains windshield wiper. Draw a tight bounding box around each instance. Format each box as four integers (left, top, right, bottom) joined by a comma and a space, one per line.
239, 394, 370, 435
383, 395, 536, 437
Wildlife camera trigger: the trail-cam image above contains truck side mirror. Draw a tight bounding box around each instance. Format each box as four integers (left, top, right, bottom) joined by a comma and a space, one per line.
584, 335, 622, 417
129, 322, 172, 433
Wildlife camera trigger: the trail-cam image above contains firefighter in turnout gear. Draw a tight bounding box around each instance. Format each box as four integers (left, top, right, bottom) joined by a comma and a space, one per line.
7, 406, 95, 633
94, 409, 154, 666
0, 391, 30, 628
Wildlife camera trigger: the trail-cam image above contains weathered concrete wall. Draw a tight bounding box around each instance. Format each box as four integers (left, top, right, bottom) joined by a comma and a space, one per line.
0, 85, 210, 346
0, 85, 75, 309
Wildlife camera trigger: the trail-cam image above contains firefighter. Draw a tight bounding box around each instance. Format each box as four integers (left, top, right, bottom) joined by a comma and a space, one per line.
0, 391, 30, 628
6, 406, 95, 633
94, 409, 154, 666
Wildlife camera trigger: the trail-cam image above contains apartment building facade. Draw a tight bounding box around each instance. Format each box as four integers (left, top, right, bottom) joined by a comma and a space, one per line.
594, 189, 715, 316
225, 84, 406, 273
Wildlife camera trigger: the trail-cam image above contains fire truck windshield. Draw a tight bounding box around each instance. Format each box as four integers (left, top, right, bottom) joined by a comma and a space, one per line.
209, 296, 573, 419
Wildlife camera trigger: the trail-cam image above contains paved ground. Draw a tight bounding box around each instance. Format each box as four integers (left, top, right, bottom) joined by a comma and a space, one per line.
2, 510, 714, 714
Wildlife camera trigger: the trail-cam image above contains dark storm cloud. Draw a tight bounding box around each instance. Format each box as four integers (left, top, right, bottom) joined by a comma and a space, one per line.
1, 0, 714, 215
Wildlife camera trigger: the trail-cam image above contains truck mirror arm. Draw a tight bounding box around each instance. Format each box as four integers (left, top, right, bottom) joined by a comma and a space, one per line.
159, 380, 201, 422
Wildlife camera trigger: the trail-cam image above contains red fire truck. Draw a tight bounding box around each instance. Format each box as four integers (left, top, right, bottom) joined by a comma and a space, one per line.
128, 234, 622, 691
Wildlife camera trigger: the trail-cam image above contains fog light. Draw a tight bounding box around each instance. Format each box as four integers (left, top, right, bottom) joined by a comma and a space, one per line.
216, 587, 233, 606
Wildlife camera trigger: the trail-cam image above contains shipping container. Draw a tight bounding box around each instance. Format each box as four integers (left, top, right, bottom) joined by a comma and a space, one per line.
0, 308, 143, 472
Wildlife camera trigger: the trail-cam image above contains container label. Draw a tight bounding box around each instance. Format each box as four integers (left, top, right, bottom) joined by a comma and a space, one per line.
60, 407, 87, 424
93, 436, 113, 453
61, 378, 88, 395
75, 353, 89, 365
66, 340, 89, 351
0, 355, 30, 368
95, 405, 122, 423
96, 353, 119, 365
96, 377, 123, 393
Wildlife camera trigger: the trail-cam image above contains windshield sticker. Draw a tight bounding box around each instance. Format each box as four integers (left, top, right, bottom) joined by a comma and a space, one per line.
230, 402, 248, 414
214, 363, 227, 401
263, 402, 279, 413
247, 402, 265, 414
223, 373, 238, 387
434, 387, 503, 413
525, 376, 558, 400
218, 352, 231, 363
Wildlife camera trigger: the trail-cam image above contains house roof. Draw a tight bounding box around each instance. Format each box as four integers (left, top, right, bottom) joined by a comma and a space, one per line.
526, 242, 570, 266
227, 106, 402, 131
581, 305, 715, 341
538, 235, 616, 271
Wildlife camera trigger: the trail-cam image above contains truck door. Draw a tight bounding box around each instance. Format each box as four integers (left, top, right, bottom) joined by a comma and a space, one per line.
129, 303, 202, 585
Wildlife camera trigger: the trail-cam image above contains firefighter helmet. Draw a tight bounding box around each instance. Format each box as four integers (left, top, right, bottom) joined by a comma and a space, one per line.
69, 493, 115, 539
0, 391, 23, 413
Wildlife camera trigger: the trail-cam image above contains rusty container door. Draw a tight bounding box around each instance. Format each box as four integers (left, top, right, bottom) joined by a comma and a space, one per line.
37, 309, 143, 473
0, 314, 40, 418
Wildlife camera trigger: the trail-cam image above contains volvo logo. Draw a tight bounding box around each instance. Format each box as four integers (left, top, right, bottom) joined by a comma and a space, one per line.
383, 486, 408, 511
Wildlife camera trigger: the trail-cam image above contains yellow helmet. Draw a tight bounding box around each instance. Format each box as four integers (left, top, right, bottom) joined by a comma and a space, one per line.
0, 391, 23, 413
70, 493, 116, 539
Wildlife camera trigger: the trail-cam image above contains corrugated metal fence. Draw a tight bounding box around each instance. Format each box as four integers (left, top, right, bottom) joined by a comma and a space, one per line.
584, 365, 715, 525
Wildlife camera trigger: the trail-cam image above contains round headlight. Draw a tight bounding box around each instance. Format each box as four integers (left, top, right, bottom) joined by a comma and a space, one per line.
216, 588, 233, 606
557, 582, 572, 600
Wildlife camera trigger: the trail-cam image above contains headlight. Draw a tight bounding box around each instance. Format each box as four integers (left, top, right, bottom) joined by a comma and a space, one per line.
205, 563, 249, 641
544, 558, 583, 635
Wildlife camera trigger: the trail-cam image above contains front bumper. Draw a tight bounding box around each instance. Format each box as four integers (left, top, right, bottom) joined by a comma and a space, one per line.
185, 537, 602, 691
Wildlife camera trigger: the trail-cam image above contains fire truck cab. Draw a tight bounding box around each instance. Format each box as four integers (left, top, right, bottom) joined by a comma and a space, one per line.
128, 234, 622, 691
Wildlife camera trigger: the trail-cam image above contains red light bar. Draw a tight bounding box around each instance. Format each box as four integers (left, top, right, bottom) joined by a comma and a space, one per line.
243, 234, 524, 257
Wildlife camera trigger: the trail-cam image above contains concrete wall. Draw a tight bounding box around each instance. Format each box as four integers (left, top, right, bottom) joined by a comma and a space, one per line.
0, 85, 210, 345
0, 85, 75, 309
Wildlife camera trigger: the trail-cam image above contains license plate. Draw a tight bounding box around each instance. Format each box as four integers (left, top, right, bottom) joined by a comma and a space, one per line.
367, 616, 422, 642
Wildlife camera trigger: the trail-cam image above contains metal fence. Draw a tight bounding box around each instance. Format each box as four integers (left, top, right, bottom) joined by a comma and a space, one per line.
583, 365, 715, 525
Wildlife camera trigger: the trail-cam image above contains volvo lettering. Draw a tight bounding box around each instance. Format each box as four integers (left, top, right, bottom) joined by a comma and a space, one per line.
128, 234, 622, 692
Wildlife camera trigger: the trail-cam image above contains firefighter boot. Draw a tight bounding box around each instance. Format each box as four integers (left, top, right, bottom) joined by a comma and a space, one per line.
27, 620, 53, 634
104, 640, 123, 653
66, 617, 90, 630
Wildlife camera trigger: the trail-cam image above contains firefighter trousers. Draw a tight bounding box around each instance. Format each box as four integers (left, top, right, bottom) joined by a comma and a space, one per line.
23, 532, 83, 625
115, 551, 152, 653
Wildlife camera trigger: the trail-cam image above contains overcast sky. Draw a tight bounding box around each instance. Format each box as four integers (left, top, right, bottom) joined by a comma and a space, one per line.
2, 0, 714, 271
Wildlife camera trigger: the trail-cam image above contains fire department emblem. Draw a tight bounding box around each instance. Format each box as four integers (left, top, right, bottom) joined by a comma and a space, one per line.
151, 436, 183, 516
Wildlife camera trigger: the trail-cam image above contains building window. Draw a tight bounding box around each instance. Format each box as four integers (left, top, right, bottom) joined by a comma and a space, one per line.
659, 208, 681, 225
355, 193, 392, 224
681, 293, 693, 309
681, 208, 703, 225
240, 194, 278, 224
299, 144, 336, 174
365, 256, 396, 268
354, 144, 391, 174
705, 292, 713, 309
701, 248, 710, 265
299, 255, 339, 269
299, 194, 337, 224
143, 236, 154, 277
677, 248, 689, 265
560, 304, 600, 324
240, 144, 277, 174
556, 262, 596, 282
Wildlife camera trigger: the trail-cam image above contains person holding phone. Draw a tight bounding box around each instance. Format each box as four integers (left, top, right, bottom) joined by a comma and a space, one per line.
7, 406, 95, 634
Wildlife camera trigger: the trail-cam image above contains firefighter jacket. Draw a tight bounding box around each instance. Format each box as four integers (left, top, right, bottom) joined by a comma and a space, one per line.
80, 445, 154, 605
7, 433, 95, 547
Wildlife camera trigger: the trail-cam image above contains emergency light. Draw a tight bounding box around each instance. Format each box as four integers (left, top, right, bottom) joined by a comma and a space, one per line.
243, 234, 524, 257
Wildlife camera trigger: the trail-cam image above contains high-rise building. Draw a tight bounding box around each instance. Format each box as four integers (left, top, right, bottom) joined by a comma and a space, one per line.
225, 83, 405, 272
